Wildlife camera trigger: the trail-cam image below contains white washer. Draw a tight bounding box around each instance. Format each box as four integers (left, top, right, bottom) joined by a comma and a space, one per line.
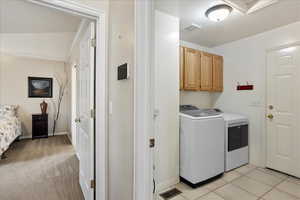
180, 107, 225, 187
222, 113, 249, 171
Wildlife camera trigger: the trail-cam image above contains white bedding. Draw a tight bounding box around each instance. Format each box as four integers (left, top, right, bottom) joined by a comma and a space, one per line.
0, 105, 22, 156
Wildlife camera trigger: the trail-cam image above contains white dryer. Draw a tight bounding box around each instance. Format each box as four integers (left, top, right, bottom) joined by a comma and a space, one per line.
180, 106, 225, 187
222, 113, 249, 171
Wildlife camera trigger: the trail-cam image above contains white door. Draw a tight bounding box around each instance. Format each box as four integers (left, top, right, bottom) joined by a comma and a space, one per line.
71, 65, 77, 150
266, 45, 300, 178
153, 11, 180, 194
77, 22, 95, 199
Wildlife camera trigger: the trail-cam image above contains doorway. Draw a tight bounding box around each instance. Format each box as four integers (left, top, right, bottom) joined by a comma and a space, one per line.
0, 0, 107, 200
266, 44, 300, 178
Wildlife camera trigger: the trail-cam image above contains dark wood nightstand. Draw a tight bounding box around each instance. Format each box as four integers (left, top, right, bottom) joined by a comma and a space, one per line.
32, 114, 48, 139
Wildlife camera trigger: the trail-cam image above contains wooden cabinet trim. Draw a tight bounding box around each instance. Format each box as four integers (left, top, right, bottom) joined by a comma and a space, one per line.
200, 52, 213, 91
212, 55, 223, 92
180, 47, 185, 90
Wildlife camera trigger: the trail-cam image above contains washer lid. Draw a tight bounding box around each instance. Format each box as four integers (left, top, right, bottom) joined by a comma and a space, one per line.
179, 113, 223, 120
180, 109, 223, 119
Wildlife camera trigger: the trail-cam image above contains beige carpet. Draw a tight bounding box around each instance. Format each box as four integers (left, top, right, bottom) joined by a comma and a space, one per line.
0, 135, 84, 200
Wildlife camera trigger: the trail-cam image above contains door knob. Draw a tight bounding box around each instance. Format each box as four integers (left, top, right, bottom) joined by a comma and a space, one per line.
267, 114, 274, 119
75, 118, 81, 123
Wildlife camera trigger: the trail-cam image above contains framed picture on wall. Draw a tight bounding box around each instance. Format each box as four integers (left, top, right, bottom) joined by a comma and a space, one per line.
28, 77, 53, 98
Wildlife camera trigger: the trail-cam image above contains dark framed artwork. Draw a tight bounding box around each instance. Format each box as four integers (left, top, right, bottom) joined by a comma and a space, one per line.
28, 77, 53, 98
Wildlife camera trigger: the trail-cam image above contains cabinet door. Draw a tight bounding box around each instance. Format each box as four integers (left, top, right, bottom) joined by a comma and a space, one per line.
212, 55, 223, 92
200, 52, 213, 91
184, 48, 201, 90
180, 47, 184, 90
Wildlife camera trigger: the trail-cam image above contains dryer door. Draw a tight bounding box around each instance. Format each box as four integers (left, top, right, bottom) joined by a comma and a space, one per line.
228, 124, 248, 152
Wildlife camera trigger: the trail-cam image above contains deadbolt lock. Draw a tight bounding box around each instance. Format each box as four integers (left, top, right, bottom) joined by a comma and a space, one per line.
267, 114, 274, 119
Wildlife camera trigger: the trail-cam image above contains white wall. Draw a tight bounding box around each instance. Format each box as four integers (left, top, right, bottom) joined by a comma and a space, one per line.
180, 91, 212, 108
155, 10, 180, 191
211, 21, 300, 166
0, 33, 75, 61
180, 40, 215, 53
0, 54, 69, 138
108, 1, 134, 200
179, 40, 214, 108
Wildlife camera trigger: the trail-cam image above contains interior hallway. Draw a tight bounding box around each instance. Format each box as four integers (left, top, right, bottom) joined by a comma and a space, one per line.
0, 135, 84, 200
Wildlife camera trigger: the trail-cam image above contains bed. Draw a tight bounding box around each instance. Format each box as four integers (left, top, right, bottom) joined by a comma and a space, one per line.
0, 105, 22, 158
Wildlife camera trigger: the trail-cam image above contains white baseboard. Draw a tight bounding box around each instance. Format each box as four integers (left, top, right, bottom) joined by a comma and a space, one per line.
19, 132, 69, 140
156, 177, 180, 193
54, 131, 69, 136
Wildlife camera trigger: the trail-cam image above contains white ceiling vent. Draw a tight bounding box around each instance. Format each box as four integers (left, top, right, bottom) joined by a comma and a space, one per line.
223, 0, 279, 14
183, 23, 202, 32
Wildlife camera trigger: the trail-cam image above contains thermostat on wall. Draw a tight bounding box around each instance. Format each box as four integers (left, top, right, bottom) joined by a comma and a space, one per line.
117, 63, 129, 80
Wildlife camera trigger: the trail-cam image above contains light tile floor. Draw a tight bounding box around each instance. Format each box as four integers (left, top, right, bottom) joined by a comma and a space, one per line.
158, 165, 300, 200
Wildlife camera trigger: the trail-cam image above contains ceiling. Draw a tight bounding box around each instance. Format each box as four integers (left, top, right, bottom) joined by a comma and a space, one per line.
155, 0, 300, 47
0, 0, 82, 33
223, 0, 278, 14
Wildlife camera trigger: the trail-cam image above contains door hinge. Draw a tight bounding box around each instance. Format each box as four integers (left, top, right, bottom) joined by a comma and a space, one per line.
153, 109, 159, 119
149, 138, 155, 148
91, 109, 95, 118
90, 38, 96, 47
91, 179, 95, 189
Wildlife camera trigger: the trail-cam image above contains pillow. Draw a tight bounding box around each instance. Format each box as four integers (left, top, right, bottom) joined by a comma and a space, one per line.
0, 105, 18, 117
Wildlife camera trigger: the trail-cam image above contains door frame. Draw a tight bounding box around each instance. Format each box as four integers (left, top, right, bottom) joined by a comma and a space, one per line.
71, 62, 78, 153
264, 41, 300, 168
26, 1, 108, 199
134, 0, 154, 200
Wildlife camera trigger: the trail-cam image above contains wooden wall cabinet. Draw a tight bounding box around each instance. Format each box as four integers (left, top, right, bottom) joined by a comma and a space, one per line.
180, 46, 223, 92
212, 55, 223, 92
200, 52, 213, 91
183, 48, 201, 91
180, 47, 184, 90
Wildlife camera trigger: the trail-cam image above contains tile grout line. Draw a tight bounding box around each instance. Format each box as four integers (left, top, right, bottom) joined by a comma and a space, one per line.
198, 167, 257, 199
275, 186, 300, 200
256, 167, 291, 180
210, 167, 258, 199
160, 166, 299, 200
255, 174, 287, 199
229, 177, 265, 199
243, 168, 299, 199
206, 167, 290, 200
243, 169, 286, 187
231, 168, 300, 200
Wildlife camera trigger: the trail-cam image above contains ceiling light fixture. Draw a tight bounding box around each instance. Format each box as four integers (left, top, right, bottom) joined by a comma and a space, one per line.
205, 4, 233, 22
